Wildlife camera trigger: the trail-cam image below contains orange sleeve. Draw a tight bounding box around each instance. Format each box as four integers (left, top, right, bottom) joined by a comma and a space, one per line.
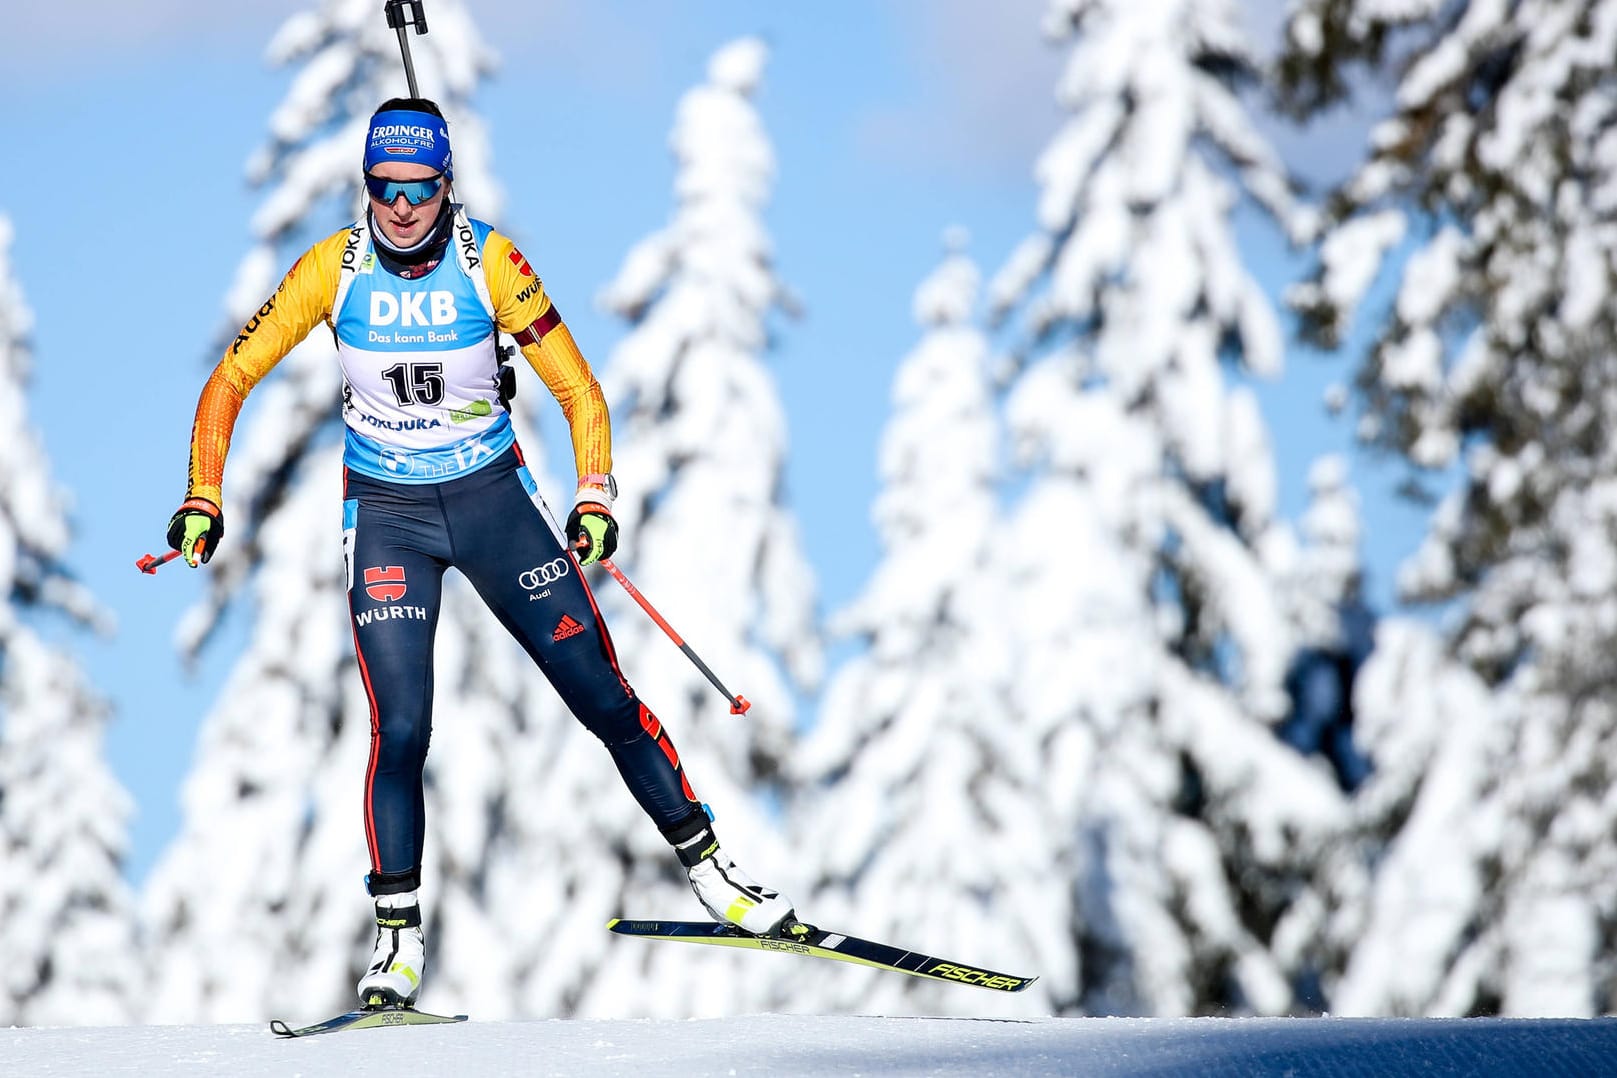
484, 230, 612, 485
185, 231, 344, 507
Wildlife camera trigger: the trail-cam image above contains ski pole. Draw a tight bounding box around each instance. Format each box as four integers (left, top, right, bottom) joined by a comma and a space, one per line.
384, 0, 430, 98
136, 538, 206, 575
573, 538, 751, 715
136, 549, 181, 574
602, 557, 752, 715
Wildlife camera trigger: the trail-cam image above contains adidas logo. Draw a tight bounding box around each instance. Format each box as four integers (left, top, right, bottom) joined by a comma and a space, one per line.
552, 614, 585, 642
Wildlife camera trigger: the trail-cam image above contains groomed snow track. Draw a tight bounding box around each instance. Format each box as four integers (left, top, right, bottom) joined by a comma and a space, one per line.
5, 1013, 1614, 1076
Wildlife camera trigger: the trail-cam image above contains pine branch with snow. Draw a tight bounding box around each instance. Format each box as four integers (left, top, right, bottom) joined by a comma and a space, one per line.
791, 233, 1052, 1016
987, 0, 1348, 1015
1275, 0, 1617, 1016
0, 214, 139, 1025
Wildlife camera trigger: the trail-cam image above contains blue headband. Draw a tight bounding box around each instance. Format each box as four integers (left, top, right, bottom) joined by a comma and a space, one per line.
364, 109, 453, 177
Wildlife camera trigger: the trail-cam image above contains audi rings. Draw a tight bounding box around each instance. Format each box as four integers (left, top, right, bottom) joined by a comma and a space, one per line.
518, 557, 571, 591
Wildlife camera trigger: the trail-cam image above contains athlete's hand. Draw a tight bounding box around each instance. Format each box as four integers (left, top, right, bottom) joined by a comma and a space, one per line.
166, 498, 224, 567
566, 502, 618, 567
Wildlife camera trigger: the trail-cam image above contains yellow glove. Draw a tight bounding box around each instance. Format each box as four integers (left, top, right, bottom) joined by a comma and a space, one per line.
166, 498, 224, 567
566, 502, 618, 567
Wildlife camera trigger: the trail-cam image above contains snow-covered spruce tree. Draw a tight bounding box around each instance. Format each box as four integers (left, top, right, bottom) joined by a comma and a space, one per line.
1274, 616, 1506, 1016
570, 37, 822, 1017
986, 0, 1348, 1015
1271, 456, 1373, 792
1276, 0, 1617, 1016
790, 233, 1049, 1015
138, 0, 571, 1023
0, 215, 139, 1025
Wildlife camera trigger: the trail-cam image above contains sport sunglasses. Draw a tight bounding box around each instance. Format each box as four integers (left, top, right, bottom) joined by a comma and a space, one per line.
363, 171, 446, 206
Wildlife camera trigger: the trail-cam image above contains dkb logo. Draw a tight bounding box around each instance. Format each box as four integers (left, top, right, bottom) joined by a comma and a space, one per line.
371, 290, 458, 326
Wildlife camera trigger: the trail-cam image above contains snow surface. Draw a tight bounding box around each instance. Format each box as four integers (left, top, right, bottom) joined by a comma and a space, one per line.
4, 1014, 1615, 1078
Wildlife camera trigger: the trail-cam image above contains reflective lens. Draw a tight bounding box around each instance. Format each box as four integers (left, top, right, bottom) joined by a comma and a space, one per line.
364, 171, 445, 206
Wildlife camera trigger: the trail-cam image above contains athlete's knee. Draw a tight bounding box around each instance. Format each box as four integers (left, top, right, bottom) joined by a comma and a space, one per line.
574, 693, 651, 745
371, 707, 432, 772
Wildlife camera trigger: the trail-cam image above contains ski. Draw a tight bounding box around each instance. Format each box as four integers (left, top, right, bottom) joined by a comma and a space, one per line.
607, 918, 1036, 993
269, 1003, 468, 1038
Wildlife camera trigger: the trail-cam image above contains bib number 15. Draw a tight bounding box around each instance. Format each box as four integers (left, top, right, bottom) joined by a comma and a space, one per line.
381, 361, 446, 406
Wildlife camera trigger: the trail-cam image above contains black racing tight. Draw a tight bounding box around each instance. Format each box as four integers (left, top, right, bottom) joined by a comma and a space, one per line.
343, 447, 702, 893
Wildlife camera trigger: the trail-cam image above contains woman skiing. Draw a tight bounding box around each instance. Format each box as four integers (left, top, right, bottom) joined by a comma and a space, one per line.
166, 98, 797, 1009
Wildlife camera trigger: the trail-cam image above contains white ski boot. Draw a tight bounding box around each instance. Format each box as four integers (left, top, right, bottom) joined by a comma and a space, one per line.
358, 892, 426, 1008
676, 826, 799, 937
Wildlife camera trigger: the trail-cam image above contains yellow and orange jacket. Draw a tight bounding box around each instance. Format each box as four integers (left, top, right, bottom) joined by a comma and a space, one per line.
186, 209, 611, 508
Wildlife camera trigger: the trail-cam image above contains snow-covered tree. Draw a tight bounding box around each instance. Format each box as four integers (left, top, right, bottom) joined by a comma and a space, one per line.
138, 0, 566, 1023
1276, 0, 1617, 1016
564, 36, 822, 1016
791, 233, 1049, 1015
0, 214, 139, 1025
596, 36, 820, 785
986, 0, 1348, 1015
1275, 619, 1510, 1015
1272, 456, 1373, 791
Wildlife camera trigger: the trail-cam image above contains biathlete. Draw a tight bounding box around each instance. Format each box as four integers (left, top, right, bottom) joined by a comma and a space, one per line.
166, 97, 797, 1009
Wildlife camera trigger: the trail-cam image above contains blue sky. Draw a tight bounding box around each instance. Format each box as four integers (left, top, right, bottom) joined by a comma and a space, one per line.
5, 1, 1430, 884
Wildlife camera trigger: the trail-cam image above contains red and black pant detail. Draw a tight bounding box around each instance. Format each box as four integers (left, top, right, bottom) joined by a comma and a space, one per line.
344, 447, 701, 882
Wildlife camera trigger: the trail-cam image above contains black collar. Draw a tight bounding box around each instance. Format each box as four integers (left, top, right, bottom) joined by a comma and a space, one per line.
370, 203, 455, 277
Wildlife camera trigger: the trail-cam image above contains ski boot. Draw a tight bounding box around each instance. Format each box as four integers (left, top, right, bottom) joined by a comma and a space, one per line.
675, 822, 804, 939
358, 891, 426, 1008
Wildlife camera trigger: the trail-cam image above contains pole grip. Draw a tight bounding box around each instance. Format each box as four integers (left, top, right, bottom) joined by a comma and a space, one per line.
385, 0, 428, 33
384, 1, 428, 97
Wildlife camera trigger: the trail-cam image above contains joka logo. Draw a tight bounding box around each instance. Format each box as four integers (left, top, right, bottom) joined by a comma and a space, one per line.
371, 291, 458, 327
341, 225, 364, 271
518, 558, 570, 591
457, 221, 480, 270
364, 565, 408, 602
552, 614, 585, 642
508, 249, 534, 277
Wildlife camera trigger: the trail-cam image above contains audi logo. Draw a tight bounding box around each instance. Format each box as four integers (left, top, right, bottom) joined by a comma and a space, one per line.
518, 558, 571, 590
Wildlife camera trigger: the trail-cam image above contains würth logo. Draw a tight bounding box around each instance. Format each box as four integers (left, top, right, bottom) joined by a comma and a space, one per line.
364, 565, 407, 602
552, 614, 585, 642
